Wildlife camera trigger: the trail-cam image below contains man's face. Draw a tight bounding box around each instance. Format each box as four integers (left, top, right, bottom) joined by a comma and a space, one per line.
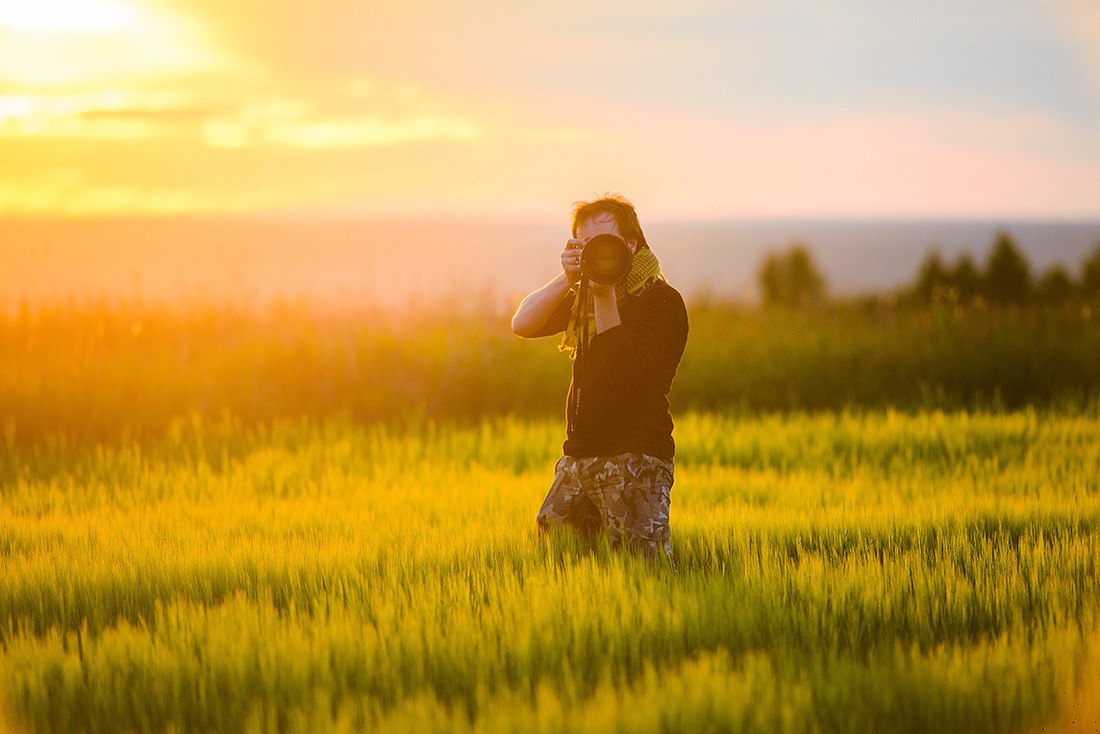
576, 212, 638, 253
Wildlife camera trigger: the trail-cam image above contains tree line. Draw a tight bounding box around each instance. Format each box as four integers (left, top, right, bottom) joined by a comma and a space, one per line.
758, 233, 1100, 309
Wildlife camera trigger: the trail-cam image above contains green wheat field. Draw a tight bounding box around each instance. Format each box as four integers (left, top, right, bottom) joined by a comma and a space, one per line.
3, 301, 1100, 733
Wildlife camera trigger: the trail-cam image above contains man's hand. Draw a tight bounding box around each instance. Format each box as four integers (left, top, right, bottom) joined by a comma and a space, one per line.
589, 281, 615, 299
561, 239, 584, 284
591, 282, 621, 333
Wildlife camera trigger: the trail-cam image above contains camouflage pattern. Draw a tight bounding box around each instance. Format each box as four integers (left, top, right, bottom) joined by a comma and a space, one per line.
536, 452, 674, 558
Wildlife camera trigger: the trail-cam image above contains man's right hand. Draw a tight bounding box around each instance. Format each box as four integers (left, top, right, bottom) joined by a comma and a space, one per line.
512, 239, 584, 337
562, 239, 585, 284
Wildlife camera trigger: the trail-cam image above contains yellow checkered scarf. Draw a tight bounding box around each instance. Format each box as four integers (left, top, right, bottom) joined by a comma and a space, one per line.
559, 247, 664, 357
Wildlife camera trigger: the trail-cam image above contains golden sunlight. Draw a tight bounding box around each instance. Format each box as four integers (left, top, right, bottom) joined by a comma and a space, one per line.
264, 115, 484, 149
0, 0, 137, 33
0, 0, 222, 88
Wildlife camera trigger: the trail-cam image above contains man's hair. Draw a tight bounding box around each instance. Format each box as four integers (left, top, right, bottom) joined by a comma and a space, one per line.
571, 194, 650, 251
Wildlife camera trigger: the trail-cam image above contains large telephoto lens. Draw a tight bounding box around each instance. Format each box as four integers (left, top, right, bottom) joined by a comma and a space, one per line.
581, 233, 633, 285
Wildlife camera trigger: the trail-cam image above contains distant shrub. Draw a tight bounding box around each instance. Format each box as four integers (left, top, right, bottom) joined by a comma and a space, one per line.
757, 245, 827, 309
983, 232, 1032, 305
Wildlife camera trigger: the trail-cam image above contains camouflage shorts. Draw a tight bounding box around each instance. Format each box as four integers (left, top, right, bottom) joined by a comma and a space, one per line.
536, 452, 674, 558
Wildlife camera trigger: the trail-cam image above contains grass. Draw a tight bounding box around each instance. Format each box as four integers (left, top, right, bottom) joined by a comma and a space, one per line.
4, 298, 1100, 447
2, 410, 1099, 733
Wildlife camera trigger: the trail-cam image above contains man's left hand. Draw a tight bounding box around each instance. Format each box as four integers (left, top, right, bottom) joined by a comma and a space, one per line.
590, 281, 621, 333
589, 281, 615, 299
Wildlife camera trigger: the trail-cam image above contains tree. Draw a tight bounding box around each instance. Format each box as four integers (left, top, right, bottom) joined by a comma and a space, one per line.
951, 253, 981, 304
1037, 265, 1074, 304
982, 232, 1032, 306
1080, 243, 1100, 301
912, 250, 951, 304
909, 250, 981, 306
758, 244, 827, 309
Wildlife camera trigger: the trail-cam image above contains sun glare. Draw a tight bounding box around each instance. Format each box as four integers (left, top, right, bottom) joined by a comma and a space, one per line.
0, 0, 137, 33
0, 0, 225, 89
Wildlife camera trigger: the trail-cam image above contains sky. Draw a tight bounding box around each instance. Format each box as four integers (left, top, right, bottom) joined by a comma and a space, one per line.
1, 0, 1099, 221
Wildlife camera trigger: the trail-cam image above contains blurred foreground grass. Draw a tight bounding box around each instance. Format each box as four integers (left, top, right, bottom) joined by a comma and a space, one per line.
1, 411, 1099, 732
3, 299, 1100, 732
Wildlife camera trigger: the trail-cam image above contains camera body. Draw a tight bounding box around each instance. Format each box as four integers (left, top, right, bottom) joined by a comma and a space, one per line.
573, 233, 633, 285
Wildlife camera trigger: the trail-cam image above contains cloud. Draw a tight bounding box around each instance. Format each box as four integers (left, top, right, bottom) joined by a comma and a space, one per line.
262, 116, 482, 149
2, 0, 1097, 218
1057, 0, 1100, 100
0, 90, 217, 139
192, 81, 491, 150
0, 139, 342, 216
4, 99, 1099, 219
0, 79, 493, 150
0, 174, 278, 216
626, 108, 1100, 218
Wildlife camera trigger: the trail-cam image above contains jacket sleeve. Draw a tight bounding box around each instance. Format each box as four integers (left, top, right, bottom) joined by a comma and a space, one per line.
526, 289, 575, 338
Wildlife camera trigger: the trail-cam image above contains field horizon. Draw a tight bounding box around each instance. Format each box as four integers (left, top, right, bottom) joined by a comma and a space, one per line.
3, 215, 1098, 314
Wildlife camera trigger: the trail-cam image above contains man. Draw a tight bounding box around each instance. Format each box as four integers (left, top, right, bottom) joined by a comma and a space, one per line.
511, 195, 689, 559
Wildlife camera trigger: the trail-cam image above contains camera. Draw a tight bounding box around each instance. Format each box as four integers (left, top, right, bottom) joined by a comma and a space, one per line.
574, 233, 633, 285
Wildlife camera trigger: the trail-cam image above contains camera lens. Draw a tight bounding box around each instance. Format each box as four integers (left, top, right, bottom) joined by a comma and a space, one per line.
581, 233, 633, 285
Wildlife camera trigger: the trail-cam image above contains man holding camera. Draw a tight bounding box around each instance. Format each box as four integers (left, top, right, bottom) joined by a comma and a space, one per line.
511, 195, 689, 560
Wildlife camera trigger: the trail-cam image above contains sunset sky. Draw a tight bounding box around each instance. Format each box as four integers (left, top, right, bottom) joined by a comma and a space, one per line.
2, 0, 1099, 220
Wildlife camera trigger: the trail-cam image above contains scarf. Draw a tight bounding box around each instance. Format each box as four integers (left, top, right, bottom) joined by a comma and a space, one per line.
559, 247, 664, 358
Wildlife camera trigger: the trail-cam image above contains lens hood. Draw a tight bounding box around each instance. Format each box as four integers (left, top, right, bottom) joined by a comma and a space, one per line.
581, 233, 633, 285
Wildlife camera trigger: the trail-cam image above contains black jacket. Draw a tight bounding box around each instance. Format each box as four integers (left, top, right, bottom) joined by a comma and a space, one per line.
531, 279, 688, 459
